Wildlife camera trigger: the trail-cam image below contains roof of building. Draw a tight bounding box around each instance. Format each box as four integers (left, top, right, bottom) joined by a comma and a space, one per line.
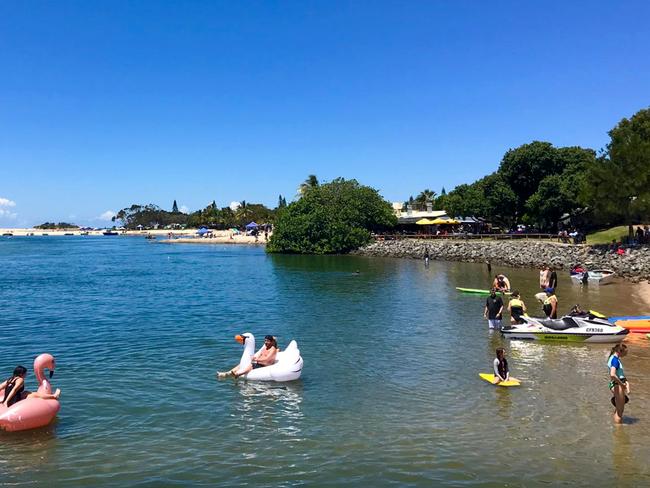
397, 210, 447, 224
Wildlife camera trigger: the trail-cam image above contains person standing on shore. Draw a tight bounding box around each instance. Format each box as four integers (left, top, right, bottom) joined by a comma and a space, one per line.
483, 288, 504, 330
608, 344, 630, 424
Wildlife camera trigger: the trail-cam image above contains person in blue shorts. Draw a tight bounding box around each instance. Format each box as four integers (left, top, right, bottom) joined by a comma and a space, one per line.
608, 343, 630, 424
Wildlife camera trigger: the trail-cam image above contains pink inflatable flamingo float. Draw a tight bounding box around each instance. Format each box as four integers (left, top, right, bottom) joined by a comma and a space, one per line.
0, 354, 61, 432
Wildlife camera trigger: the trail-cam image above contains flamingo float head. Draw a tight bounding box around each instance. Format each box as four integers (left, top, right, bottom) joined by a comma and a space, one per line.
34, 353, 56, 394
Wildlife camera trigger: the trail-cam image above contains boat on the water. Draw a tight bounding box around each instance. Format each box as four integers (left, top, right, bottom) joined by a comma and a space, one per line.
102, 230, 119, 236
570, 269, 615, 285
502, 311, 628, 343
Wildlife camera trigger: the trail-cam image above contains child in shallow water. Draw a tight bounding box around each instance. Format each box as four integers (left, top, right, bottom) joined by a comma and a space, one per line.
608, 343, 630, 424
492, 348, 509, 384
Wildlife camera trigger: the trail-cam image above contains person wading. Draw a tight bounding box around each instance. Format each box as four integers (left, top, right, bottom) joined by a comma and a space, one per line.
483, 288, 504, 330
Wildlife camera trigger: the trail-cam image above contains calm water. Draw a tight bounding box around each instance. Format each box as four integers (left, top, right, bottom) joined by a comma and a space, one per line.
1, 237, 649, 487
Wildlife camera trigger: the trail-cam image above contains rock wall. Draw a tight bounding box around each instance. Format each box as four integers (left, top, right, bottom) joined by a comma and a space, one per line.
355, 239, 650, 282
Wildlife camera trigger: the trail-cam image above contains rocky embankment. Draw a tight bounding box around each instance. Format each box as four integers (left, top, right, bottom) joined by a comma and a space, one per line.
355, 239, 650, 282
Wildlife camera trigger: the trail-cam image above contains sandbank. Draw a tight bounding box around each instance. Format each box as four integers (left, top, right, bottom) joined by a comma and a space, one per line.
0, 228, 266, 245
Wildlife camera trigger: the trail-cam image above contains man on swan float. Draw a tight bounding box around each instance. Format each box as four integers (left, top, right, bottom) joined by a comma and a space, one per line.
218, 335, 278, 378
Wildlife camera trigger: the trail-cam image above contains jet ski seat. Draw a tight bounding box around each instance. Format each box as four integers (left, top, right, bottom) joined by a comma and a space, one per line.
539, 317, 578, 330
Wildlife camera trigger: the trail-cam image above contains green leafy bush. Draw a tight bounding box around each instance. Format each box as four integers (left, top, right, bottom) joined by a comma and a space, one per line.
268, 178, 397, 254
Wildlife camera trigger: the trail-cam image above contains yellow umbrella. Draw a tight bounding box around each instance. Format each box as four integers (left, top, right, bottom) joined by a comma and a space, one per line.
416, 218, 436, 225
431, 218, 460, 224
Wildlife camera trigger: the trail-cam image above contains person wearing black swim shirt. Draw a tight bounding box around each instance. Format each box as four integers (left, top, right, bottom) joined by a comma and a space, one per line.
548, 267, 558, 291
483, 288, 504, 330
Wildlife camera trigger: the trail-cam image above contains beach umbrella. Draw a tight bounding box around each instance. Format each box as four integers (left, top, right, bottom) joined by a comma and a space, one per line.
245, 221, 259, 230
197, 228, 210, 235
432, 218, 460, 225
416, 218, 436, 225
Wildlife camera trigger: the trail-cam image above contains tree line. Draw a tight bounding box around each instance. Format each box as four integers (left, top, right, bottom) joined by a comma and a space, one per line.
112, 198, 283, 230
406, 107, 650, 234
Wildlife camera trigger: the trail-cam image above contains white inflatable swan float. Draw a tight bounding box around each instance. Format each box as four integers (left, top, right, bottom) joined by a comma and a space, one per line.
220, 333, 303, 382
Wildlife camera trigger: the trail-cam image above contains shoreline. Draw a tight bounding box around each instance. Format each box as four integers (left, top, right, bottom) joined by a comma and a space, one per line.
356, 238, 650, 281
357, 238, 650, 312
0, 227, 268, 244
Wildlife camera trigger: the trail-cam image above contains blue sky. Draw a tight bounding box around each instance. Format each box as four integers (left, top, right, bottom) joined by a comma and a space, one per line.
1, 1, 649, 227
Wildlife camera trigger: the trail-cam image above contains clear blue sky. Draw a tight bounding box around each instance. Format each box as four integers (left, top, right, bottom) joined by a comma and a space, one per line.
1, 1, 649, 227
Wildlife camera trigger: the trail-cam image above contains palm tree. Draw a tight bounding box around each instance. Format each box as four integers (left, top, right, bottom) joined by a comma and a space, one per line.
298, 174, 319, 196
415, 189, 437, 210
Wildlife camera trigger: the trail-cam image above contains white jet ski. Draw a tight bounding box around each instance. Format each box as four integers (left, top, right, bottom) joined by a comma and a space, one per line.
502, 311, 629, 343
220, 332, 303, 381
570, 269, 615, 285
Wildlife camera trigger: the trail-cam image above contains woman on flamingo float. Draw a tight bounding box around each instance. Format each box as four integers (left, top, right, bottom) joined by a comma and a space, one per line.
0, 365, 61, 407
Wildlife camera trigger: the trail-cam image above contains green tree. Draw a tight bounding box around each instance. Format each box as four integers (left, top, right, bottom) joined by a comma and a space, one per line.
525, 147, 595, 230
583, 108, 650, 235
498, 141, 564, 219
268, 178, 397, 254
277, 194, 287, 209
414, 189, 437, 210
478, 173, 517, 227
443, 183, 489, 221
298, 174, 319, 196
172, 200, 179, 213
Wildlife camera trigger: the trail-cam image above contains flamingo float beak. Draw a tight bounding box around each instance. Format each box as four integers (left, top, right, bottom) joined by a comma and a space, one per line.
49, 370, 54, 378
235, 335, 245, 345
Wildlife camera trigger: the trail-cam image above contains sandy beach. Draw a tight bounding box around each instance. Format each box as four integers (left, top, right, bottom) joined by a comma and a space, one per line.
161, 230, 268, 245
0, 227, 267, 244
633, 280, 650, 311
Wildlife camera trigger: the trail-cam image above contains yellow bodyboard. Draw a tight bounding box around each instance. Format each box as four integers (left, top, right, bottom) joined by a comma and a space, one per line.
479, 373, 521, 387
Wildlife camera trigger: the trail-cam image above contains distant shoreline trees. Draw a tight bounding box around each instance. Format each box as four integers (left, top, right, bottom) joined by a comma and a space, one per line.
112, 201, 278, 230
35, 222, 79, 229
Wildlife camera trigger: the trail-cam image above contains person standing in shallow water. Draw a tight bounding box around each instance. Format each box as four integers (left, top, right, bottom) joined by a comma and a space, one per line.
542, 287, 558, 319
608, 344, 630, 424
548, 266, 558, 291
508, 290, 527, 325
539, 265, 550, 290
483, 288, 504, 330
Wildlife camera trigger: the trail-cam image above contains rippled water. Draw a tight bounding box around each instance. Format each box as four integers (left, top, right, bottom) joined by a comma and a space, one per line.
0, 237, 649, 486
